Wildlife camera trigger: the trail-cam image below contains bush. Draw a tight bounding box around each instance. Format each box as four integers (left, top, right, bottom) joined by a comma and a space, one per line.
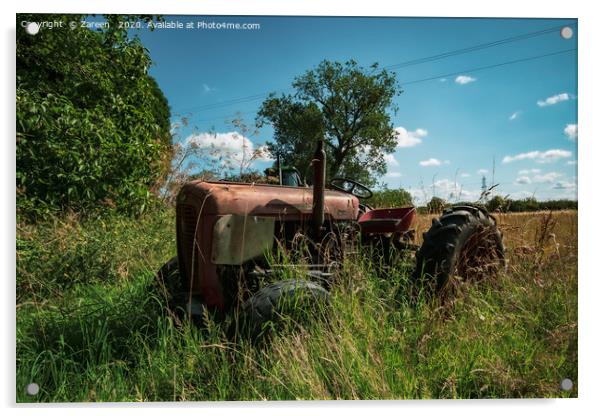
503, 198, 577, 213
426, 196, 447, 214
486, 195, 508, 212
16, 14, 172, 220
371, 187, 413, 208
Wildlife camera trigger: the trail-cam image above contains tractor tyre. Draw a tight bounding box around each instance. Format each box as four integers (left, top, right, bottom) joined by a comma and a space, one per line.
156, 256, 187, 312
234, 279, 330, 340
412, 205, 505, 299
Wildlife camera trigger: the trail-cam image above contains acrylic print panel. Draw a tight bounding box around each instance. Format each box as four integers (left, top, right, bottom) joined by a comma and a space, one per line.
16, 13, 577, 402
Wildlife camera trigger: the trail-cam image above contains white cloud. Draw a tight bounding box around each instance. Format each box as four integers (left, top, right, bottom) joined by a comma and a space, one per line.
516, 176, 532, 185
537, 92, 570, 107
502, 149, 572, 164
202, 83, 215, 93
407, 188, 425, 202
515, 171, 563, 186
384, 153, 399, 166
433, 179, 480, 201
460, 173, 470, 178
532, 172, 563, 183
518, 168, 541, 175
455, 75, 477, 85
434, 179, 457, 192
395, 127, 428, 148
509, 111, 521, 121
386, 171, 402, 178
359, 146, 400, 169
419, 158, 442, 167
567, 160, 577, 165
564, 123, 578, 141
407, 184, 480, 205
463, 191, 482, 201
186, 131, 273, 164
509, 190, 536, 200
552, 180, 576, 190
477, 169, 488, 175
254, 144, 274, 162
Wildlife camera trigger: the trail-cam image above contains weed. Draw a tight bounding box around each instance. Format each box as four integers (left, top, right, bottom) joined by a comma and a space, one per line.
16, 209, 577, 401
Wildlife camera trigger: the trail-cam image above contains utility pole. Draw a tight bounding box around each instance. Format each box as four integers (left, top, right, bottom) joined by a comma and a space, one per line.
481, 175, 488, 200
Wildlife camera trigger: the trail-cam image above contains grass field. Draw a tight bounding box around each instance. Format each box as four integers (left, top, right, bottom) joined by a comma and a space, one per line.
16, 208, 577, 401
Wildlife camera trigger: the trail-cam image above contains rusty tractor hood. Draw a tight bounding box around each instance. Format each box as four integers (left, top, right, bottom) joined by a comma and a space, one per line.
177, 180, 360, 220
175, 180, 360, 311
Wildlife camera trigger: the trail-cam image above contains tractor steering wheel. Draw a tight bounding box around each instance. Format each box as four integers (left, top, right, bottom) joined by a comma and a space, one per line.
329, 177, 373, 199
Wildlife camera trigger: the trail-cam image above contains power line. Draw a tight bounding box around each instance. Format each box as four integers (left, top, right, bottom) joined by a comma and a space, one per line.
173, 23, 576, 115
180, 48, 577, 123
401, 47, 576, 86
382, 23, 575, 71
186, 109, 258, 124
173, 92, 274, 114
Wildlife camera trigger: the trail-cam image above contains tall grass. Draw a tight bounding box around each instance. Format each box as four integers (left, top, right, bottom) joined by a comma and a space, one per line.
16, 209, 577, 401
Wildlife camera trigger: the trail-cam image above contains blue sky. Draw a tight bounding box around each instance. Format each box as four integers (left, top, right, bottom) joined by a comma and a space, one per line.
128, 16, 577, 203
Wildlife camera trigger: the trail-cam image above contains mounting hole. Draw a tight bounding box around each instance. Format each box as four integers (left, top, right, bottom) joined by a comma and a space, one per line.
26, 382, 40, 396
560, 378, 573, 391
25, 22, 40, 36
560, 26, 573, 40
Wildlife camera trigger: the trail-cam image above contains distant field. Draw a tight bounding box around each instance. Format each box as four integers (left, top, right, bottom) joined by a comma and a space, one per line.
16, 209, 577, 401
415, 210, 577, 252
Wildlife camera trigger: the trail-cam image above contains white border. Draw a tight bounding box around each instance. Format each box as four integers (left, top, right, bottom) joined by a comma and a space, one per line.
3, 1, 600, 415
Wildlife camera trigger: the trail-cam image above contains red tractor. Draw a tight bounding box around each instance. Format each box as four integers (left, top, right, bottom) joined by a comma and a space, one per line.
158, 140, 504, 336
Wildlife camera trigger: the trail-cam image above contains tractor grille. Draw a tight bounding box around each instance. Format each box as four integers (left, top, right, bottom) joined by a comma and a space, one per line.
177, 204, 201, 289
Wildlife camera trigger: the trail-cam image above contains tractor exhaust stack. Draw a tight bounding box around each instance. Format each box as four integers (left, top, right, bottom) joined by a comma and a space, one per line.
312, 139, 326, 237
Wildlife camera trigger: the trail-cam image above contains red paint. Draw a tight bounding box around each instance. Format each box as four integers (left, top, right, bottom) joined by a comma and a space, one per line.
358, 207, 416, 234
176, 181, 360, 311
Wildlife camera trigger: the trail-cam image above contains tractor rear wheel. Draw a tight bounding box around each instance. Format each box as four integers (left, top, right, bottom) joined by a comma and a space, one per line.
233, 279, 330, 340
412, 205, 505, 299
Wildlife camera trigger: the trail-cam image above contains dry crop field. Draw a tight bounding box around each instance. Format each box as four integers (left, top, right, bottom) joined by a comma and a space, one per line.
415, 210, 577, 261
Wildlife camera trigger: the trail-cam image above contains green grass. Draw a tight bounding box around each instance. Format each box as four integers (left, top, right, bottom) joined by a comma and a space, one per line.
16, 209, 577, 401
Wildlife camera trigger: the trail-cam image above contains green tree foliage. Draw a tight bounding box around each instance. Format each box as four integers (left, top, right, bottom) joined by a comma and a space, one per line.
256, 60, 401, 186
16, 14, 171, 220
419, 195, 577, 214
486, 195, 508, 212
505, 198, 577, 212
371, 187, 414, 208
426, 196, 447, 214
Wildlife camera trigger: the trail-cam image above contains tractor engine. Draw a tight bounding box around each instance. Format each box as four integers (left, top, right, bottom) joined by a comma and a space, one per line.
175, 180, 360, 312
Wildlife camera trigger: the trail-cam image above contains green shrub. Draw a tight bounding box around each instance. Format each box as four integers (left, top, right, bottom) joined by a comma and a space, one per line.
426, 196, 447, 214
16, 14, 172, 220
371, 187, 413, 208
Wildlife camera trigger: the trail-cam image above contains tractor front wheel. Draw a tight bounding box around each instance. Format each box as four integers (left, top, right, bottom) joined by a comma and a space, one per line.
233, 279, 330, 340
156, 256, 187, 312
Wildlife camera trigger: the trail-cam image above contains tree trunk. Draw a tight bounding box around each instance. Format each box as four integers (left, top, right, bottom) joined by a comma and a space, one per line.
330, 148, 346, 179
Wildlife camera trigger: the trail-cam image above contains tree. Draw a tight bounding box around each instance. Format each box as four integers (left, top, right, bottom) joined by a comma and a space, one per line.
426, 196, 447, 214
486, 195, 508, 212
256, 60, 401, 186
371, 187, 414, 208
16, 14, 171, 219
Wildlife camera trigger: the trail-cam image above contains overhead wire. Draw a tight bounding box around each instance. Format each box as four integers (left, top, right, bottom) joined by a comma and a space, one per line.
172, 22, 576, 117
